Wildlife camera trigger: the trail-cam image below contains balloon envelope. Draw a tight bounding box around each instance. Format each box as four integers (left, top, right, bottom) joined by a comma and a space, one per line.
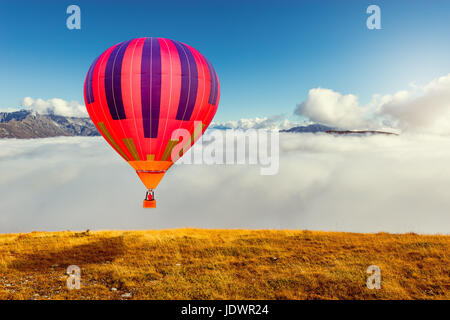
83, 38, 220, 207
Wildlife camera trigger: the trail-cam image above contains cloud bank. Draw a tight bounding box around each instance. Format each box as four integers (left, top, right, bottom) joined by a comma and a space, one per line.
295, 73, 450, 134
1, 133, 449, 234
21, 97, 88, 117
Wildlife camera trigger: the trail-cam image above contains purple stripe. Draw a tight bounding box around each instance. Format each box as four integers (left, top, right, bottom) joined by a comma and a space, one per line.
104, 40, 132, 120
85, 56, 99, 104
84, 65, 93, 103
205, 58, 218, 105
172, 40, 198, 121
141, 38, 162, 139
212, 66, 219, 104
213, 75, 218, 104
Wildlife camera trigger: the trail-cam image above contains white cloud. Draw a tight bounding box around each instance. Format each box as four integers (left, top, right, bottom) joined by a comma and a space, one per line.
21, 97, 87, 117
0, 133, 449, 234
295, 73, 450, 134
211, 115, 301, 130
295, 88, 370, 129
379, 74, 450, 134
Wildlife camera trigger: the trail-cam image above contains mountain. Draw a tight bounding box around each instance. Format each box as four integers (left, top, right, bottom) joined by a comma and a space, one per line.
281, 124, 397, 135
0, 110, 99, 139
325, 129, 397, 136
280, 123, 337, 133
0, 111, 397, 139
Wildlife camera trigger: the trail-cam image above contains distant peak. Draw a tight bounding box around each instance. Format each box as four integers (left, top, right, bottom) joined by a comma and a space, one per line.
280, 123, 337, 133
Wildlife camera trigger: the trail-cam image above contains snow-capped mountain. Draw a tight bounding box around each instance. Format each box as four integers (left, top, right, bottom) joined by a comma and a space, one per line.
0, 110, 99, 138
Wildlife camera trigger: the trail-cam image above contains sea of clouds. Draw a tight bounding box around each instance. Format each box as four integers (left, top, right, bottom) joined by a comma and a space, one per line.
1, 132, 449, 234
2, 73, 449, 234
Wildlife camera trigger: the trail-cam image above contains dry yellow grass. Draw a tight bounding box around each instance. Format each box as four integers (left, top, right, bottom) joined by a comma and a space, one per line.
0, 229, 448, 300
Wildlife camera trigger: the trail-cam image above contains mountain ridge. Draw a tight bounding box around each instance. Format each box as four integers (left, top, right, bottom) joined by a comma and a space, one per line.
281, 124, 398, 135
0, 110, 397, 138
0, 110, 99, 138
280, 123, 337, 133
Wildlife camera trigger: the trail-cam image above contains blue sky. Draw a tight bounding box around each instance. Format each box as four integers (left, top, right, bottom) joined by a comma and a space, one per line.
1, 0, 449, 121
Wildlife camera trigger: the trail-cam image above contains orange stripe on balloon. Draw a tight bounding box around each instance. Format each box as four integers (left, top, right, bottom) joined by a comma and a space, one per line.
161, 139, 179, 161
123, 137, 140, 161
179, 122, 204, 157
97, 122, 130, 161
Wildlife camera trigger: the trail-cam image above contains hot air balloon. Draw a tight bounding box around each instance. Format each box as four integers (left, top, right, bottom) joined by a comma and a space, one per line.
83, 38, 220, 208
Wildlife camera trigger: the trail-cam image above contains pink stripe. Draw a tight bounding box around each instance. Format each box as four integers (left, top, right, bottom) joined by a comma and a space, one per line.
121, 38, 145, 159
155, 38, 182, 160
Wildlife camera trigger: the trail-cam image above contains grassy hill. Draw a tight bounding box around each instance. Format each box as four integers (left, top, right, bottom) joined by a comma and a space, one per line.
0, 229, 448, 300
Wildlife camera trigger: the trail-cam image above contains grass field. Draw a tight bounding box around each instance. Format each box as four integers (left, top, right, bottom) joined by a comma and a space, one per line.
0, 229, 448, 300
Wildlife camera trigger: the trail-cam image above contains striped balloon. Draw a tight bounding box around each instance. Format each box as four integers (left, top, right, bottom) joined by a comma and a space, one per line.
84, 38, 220, 208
